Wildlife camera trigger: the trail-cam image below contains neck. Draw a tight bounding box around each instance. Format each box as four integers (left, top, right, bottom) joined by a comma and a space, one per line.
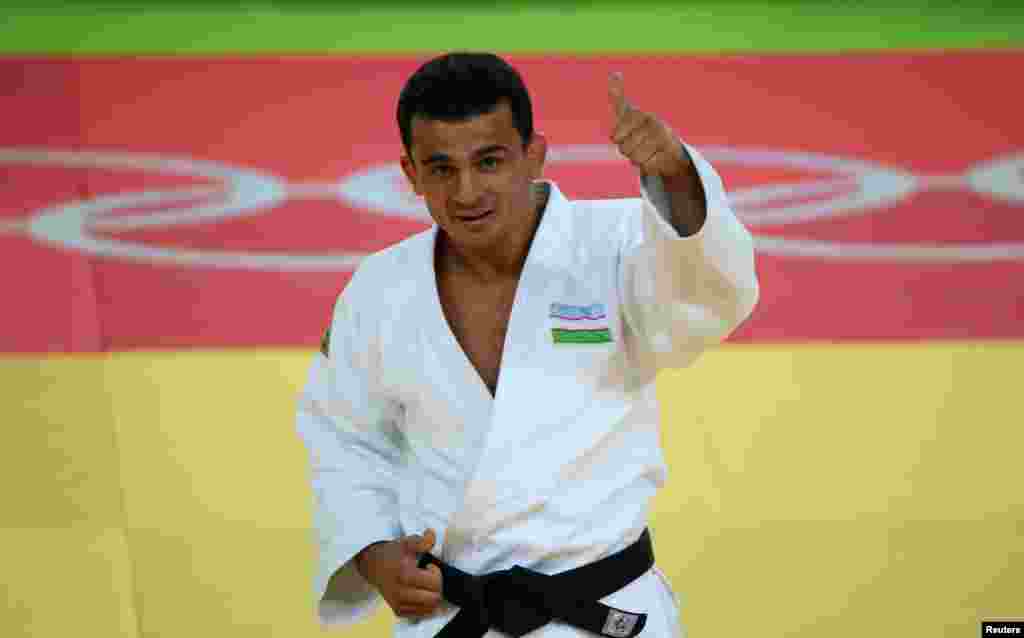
440, 182, 550, 282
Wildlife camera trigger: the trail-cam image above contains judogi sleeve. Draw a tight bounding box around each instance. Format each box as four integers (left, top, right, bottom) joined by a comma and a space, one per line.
295, 262, 405, 628
619, 141, 760, 370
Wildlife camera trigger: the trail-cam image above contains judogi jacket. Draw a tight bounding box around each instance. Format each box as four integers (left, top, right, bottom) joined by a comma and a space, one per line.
295, 144, 759, 636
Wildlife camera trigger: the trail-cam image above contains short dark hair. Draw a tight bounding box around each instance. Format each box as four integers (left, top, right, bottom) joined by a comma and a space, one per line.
396, 52, 534, 154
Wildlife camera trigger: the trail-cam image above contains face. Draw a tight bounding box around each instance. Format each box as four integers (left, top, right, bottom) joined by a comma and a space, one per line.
400, 101, 546, 251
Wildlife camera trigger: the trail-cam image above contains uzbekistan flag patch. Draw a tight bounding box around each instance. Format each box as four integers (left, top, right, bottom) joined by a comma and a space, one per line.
549, 302, 612, 344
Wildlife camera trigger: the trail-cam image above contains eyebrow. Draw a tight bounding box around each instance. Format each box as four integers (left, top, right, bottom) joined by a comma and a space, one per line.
422, 145, 510, 165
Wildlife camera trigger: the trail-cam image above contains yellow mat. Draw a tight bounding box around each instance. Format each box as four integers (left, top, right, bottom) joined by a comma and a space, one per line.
2, 342, 1021, 637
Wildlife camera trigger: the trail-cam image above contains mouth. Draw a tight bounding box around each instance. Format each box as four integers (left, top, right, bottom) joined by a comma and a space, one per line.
455, 209, 494, 223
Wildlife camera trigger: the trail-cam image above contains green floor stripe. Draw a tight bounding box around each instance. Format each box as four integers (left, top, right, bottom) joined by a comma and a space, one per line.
1, 3, 1022, 54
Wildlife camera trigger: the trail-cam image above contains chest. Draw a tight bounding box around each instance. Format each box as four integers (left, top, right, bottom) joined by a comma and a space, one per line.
436, 272, 519, 397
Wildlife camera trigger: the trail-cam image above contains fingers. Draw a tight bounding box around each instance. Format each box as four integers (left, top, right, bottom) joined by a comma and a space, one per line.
396, 603, 442, 619
617, 126, 658, 160
396, 585, 443, 609
390, 529, 445, 619
614, 118, 660, 169
395, 604, 435, 618
612, 108, 648, 146
610, 109, 681, 175
424, 563, 443, 591
400, 528, 436, 555
606, 71, 684, 177
395, 594, 443, 618
393, 564, 443, 618
608, 71, 630, 121
400, 561, 442, 591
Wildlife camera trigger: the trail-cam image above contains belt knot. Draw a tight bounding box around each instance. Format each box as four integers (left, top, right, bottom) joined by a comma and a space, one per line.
417, 528, 654, 638
468, 565, 551, 637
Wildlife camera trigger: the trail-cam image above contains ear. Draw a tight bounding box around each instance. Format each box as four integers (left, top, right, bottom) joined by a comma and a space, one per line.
526, 131, 548, 181
400, 155, 422, 195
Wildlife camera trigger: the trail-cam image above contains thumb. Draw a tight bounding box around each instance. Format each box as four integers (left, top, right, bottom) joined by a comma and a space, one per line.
421, 528, 437, 553
403, 528, 436, 554
608, 71, 629, 121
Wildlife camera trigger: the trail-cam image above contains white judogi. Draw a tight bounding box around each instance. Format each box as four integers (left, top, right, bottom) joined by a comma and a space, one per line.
295, 144, 759, 637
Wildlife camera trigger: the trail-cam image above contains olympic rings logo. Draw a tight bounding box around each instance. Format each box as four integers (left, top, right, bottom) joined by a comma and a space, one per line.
2, 146, 1022, 271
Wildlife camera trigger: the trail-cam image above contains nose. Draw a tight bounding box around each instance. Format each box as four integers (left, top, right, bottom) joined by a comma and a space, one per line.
452, 168, 482, 207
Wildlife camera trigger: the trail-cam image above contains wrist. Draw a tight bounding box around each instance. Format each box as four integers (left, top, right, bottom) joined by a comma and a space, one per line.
355, 540, 388, 579
659, 143, 698, 188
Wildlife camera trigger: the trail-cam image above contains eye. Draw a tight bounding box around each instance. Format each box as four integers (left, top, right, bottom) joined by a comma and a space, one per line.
479, 156, 502, 171
430, 164, 453, 178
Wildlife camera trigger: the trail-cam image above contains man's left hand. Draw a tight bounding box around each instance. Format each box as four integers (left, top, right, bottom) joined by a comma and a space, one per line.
608, 72, 689, 179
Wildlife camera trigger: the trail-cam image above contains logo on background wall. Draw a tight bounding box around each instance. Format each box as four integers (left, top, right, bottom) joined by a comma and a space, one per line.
1, 145, 1022, 270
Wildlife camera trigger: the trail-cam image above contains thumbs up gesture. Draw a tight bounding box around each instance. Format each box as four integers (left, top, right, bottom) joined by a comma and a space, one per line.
608, 72, 688, 179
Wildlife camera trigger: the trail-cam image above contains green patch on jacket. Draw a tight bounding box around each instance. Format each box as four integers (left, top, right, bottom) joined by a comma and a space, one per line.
320, 326, 331, 357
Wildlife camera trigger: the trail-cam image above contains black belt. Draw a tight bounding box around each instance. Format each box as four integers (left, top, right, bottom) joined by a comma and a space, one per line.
416, 528, 654, 638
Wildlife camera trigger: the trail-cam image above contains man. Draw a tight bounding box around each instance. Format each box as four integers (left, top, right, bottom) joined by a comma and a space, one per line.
296, 52, 758, 637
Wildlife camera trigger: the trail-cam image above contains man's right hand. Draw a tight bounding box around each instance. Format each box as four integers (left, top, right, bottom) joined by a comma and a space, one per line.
355, 528, 444, 619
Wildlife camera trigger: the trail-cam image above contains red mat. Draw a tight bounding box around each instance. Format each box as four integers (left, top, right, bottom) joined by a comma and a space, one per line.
1, 53, 1022, 352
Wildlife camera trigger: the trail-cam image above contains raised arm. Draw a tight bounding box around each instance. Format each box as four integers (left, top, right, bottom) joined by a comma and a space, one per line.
609, 72, 759, 370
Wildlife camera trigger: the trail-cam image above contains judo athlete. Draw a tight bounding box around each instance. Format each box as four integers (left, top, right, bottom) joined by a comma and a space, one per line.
296, 52, 759, 637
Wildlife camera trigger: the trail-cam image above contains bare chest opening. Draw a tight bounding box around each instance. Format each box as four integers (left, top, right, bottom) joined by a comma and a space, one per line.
437, 274, 519, 397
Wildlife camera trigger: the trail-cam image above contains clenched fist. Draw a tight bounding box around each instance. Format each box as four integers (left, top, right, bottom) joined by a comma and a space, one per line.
608, 72, 689, 179
608, 71, 706, 235
355, 528, 444, 618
